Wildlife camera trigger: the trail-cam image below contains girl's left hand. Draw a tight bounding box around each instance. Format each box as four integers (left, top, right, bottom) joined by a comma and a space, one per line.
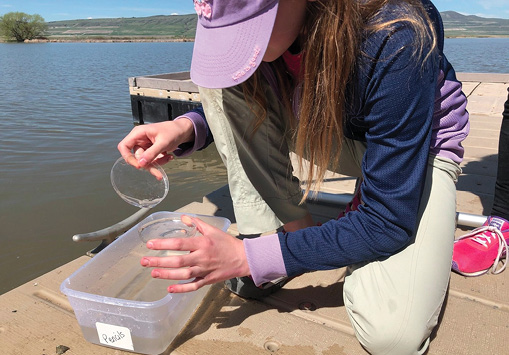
140, 215, 251, 293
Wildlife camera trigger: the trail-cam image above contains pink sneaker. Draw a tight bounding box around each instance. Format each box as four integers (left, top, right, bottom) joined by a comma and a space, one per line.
452, 216, 509, 276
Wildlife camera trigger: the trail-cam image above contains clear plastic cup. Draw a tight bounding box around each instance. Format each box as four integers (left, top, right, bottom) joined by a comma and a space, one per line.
111, 156, 169, 208
138, 217, 196, 243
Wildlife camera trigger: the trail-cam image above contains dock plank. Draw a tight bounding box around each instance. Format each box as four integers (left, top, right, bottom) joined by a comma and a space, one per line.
0, 257, 121, 355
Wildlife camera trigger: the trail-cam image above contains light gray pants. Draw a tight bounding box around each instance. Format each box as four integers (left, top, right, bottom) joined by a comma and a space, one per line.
199, 82, 460, 355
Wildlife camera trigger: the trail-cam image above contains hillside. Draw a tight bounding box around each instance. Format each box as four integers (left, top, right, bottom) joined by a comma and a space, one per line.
39, 11, 509, 41
441, 11, 509, 37
45, 14, 197, 40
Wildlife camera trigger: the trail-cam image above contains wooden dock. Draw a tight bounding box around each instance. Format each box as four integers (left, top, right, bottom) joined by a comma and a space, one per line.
1, 73, 508, 355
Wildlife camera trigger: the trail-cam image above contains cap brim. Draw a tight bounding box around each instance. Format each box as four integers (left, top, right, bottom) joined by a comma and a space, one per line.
190, 2, 278, 89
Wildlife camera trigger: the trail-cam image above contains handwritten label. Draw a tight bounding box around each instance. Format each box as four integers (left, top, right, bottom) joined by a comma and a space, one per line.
96, 322, 134, 351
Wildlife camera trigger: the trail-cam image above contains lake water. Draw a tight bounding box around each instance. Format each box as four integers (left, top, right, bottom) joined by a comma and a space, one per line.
443, 38, 509, 73
1, 38, 508, 295
0, 42, 227, 294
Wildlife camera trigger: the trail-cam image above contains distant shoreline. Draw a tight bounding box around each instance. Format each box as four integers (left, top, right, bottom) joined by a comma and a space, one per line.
445, 35, 509, 39
1, 35, 508, 44
0, 37, 194, 43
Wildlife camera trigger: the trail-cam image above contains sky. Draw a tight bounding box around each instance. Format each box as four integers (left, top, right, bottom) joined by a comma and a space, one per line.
0, 0, 508, 22
0, 1, 196, 21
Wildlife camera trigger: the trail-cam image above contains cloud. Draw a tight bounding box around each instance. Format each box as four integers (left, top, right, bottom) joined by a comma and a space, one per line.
119, 7, 169, 14
0, 4, 13, 7
477, 0, 507, 10
473, 13, 505, 19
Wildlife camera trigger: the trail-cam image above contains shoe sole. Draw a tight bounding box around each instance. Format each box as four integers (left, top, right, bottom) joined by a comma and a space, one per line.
452, 268, 490, 277
452, 260, 490, 277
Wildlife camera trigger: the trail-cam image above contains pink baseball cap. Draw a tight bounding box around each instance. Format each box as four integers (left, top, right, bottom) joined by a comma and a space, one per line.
190, 0, 279, 89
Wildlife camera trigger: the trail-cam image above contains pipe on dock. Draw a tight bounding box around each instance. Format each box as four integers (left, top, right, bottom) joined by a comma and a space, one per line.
305, 191, 487, 229
455, 212, 487, 228
72, 191, 487, 252
306, 191, 354, 206
72, 207, 151, 243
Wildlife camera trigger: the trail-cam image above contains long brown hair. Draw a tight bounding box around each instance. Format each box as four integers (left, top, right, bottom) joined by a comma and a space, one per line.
243, 0, 437, 203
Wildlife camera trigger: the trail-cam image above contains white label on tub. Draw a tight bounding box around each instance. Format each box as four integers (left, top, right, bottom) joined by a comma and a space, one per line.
96, 322, 134, 351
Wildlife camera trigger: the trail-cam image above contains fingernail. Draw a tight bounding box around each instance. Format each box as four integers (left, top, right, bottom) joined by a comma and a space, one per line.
139, 158, 148, 167
168, 286, 174, 293
181, 215, 192, 225
141, 258, 149, 266
152, 270, 160, 278
147, 241, 154, 248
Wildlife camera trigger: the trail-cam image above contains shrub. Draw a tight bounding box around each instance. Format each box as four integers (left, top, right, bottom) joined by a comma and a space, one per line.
0, 12, 47, 42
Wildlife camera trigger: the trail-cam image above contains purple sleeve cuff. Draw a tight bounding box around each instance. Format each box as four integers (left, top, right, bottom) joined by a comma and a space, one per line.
172, 112, 208, 157
243, 233, 287, 286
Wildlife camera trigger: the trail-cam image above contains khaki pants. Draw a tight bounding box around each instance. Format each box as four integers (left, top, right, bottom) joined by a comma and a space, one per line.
199, 83, 460, 355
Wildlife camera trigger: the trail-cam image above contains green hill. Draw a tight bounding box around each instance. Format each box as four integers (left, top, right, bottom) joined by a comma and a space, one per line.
45, 14, 197, 40
38, 11, 509, 41
441, 11, 509, 37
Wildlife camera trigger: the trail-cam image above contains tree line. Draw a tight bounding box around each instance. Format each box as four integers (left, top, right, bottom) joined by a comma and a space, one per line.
0, 12, 47, 42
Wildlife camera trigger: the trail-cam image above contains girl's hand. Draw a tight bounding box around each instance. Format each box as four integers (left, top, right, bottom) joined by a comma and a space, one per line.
140, 215, 251, 293
117, 119, 195, 169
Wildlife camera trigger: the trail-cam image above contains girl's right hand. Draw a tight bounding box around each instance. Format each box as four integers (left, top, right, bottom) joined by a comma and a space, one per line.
140, 215, 250, 293
117, 119, 195, 169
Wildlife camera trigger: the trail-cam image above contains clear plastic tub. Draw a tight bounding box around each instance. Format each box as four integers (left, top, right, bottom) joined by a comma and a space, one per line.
61, 211, 231, 354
